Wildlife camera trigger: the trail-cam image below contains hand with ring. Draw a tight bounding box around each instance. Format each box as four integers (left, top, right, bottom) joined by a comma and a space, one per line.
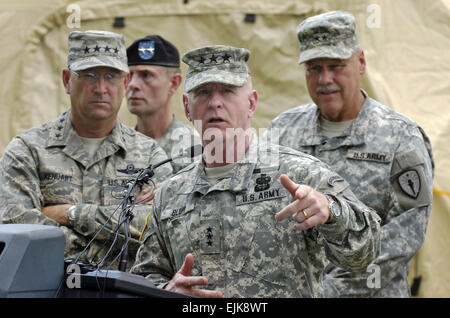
275, 174, 331, 231
302, 209, 309, 219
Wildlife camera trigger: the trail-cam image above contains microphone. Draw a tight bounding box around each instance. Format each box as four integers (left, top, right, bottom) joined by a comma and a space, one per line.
117, 144, 203, 271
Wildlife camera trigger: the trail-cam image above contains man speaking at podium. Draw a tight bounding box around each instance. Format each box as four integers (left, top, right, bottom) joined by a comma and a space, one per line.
0, 30, 172, 270
130, 45, 381, 297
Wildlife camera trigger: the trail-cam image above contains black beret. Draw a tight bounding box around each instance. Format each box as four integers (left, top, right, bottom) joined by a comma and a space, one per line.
127, 35, 180, 67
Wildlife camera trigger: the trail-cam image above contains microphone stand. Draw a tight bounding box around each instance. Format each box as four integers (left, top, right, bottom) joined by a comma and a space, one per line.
116, 145, 202, 271
117, 159, 171, 272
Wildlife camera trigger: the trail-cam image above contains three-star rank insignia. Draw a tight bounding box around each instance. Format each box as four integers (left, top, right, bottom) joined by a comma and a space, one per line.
398, 169, 421, 198
206, 226, 214, 247
200, 219, 221, 254
138, 41, 155, 60
194, 53, 233, 66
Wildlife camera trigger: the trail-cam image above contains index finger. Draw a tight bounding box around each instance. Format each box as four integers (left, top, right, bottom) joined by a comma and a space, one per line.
275, 199, 303, 222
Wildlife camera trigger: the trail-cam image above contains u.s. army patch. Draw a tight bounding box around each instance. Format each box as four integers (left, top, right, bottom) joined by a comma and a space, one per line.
398, 169, 421, 198
236, 188, 286, 206
348, 151, 391, 163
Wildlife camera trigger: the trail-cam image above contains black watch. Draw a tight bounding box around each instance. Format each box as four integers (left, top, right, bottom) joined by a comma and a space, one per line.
325, 195, 341, 223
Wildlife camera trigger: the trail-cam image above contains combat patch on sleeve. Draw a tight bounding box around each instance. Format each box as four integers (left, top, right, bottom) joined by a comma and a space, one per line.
391, 150, 431, 210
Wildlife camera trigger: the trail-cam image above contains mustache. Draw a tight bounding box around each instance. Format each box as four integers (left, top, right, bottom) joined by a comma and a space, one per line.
316, 85, 341, 94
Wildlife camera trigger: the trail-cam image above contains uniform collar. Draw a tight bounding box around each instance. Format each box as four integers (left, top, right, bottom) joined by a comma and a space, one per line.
178, 133, 262, 195
300, 89, 372, 148
46, 108, 127, 166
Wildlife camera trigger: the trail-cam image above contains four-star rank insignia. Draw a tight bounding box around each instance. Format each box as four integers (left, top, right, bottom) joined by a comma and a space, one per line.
398, 169, 421, 198
138, 40, 155, 60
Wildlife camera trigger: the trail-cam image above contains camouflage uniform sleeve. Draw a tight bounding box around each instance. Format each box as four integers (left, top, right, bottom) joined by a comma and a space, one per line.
0, 137, 81, 257
130, 186, 175, 287
299, 161, 381, 273
368, 125, 434, 295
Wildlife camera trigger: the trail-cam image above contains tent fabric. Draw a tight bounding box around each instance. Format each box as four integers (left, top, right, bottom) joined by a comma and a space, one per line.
0, 0, 448, 297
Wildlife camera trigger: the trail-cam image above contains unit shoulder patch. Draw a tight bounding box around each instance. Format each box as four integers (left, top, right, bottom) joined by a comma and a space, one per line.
398, 169, 421, 198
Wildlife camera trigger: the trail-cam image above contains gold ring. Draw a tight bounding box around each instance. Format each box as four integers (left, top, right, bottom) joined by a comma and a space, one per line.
302, 209, 309, 219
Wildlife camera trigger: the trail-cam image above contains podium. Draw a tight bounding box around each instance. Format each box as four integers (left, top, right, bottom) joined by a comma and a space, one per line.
59, 261, 188, 298
0, 224, 188, 298
0, 224, 64, 297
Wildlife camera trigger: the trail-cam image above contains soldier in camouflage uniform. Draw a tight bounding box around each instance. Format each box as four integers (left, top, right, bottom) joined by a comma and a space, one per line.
0, 30, 173, 270
126, 35, 201, 173
130, 45, 381, 297
264, 11, 434, 297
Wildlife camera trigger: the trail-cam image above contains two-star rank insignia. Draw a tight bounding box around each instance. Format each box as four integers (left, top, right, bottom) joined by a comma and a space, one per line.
398, 169, 421, 198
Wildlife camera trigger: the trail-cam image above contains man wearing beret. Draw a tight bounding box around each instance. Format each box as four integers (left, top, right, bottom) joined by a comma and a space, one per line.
0, 30, 172, 270
130, 44, 381, 297
127, 35, 201, 173
264, 11, 434, 297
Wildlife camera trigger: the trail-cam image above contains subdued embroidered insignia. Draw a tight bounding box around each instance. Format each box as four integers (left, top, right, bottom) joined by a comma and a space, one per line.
328, 175, 344, 187
348, 151, 391, 163
171, 206, 186, 218
206, 226, 214, 246
200, 219, 221, 254
117, 164, 140, 174
255, 174, 271, 192
398, 169, 421, 198
236, 188, 286, 206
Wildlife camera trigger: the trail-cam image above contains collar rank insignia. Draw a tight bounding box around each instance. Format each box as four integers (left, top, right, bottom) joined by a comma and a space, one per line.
255, 174, 271, 192
398, 169, 421, 198
138, 41, 155, 60
117, 164, 141, 175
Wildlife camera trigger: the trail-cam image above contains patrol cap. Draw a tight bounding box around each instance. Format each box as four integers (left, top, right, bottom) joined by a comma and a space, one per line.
67, 30, 129, 72
127, 35, 180, 67
182, 45, 250, 92
296, 11, 360, 64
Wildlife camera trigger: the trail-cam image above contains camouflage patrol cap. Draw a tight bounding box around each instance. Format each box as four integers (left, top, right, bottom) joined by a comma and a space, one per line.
182, 45, 250, 92
296, 11, 359, 64
67, 30, 129, 72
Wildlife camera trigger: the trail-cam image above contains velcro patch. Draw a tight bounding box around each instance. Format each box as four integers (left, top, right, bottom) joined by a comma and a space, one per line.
348, 151, 391, 163
398, 169, 421, 198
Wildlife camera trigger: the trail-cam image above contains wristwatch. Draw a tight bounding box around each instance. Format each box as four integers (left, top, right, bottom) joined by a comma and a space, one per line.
67, 205, 76, 226
325, 195, 341, 223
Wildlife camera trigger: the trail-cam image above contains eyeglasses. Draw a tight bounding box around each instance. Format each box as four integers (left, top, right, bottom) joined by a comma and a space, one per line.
71, 70, 125, 85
